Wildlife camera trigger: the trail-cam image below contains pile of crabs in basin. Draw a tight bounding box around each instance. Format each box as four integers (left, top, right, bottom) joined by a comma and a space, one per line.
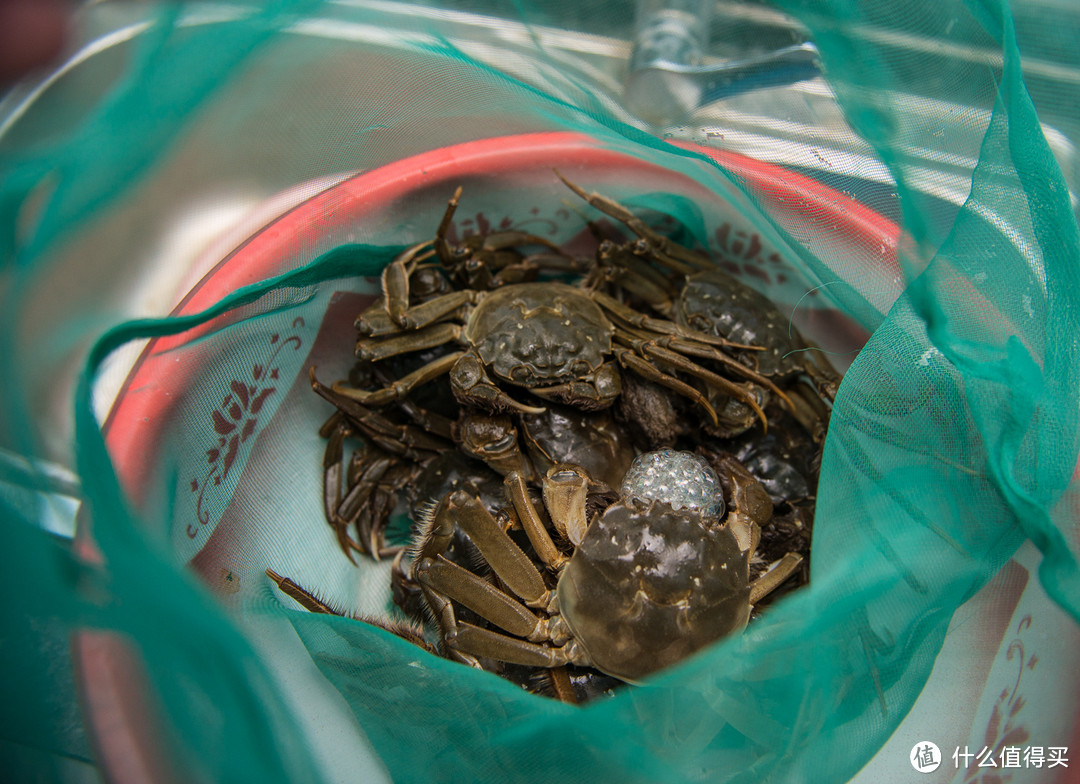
269, 169, 839, 703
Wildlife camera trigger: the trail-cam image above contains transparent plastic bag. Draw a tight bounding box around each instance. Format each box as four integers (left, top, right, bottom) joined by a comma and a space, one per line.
1, 1, 1077, 782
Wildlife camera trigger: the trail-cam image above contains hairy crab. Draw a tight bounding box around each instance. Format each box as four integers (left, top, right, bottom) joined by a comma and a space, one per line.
273, 449, 805, 699
557, 174, 840, 439
309, 176, 840, 561
309, 370, 638, 559
344, 279, 782, 428
408, 449, 801, 683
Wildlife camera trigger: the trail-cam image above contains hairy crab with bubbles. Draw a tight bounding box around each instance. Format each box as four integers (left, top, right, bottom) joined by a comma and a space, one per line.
400, 448, 802, 684
269, 449, 802, 692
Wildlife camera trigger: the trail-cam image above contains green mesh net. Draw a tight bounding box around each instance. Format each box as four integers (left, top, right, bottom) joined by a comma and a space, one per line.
2, 1, 1078, 782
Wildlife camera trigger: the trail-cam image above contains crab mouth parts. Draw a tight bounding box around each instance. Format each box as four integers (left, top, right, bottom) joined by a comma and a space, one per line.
509, 359, 596, 384
510, 365, 575, 385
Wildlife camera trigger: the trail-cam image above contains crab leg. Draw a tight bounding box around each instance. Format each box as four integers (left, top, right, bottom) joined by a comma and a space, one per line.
357, 290, 477, 336
335, 351, 464, 408
796, 346, 842, 403
444, 623, 583, 670
322, 416, 347, 521
337, 447, 393, 520
611, 347, 721, 427
355, 323, 463, 362
310, 367, 450, 457
503, 471, 568, 570
434, 185, 464, 266
419, 584, 483, 667
318, 410, 344, 438
606, 303, 797, 415
592, 290, 762, 352
594, 239, 679, 311
415, 556, 551, 641
321, 418, 366, 563
555, 170, 714, 273
416, 487, 551, 609
543, 667, 579, 704
443, 225, 564, 266
783, 380, 830, 441
490, 253, 593, 287
380, 240, 436, 328
266, 568, 341, 614
444, 234, 576, 291
628, 236, 706, 277
615, 334, 768, 430
336, 448, 412, 559
265, 569, 438, 654
748, 552, 803, 605
411, 490, 582, 666
634, 328, 789, 390
372, 364, 456, 440
459, 230, 564, 261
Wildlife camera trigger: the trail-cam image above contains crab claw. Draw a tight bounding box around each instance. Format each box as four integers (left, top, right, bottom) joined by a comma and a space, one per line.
529, 382, 617, 411
527, 364, 621, 411
450, 352, 547, 415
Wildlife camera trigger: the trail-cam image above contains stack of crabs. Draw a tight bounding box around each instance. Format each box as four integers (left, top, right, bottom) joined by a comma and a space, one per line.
267, 173, 841, 703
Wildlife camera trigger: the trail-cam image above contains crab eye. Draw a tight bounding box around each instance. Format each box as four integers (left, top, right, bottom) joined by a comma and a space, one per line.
594, 365, 620, 397
571, 360, 591, 376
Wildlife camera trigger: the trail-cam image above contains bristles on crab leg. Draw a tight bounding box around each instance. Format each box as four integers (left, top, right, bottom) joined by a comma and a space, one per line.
266, 569, 437, 653
266, 569, 341, 614
408, 498, 441, 560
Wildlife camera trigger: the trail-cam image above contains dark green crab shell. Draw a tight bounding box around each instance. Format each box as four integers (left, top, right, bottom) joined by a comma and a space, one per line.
464, 282, 614, 387
555, 499, 751, 683
676, 269, 800, 378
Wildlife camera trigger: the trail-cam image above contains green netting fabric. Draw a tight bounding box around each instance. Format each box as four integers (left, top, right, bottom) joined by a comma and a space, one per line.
1, 1, 1078, 782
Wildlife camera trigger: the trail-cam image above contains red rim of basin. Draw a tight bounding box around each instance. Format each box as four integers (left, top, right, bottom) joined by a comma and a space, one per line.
101, 130, 900, 499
